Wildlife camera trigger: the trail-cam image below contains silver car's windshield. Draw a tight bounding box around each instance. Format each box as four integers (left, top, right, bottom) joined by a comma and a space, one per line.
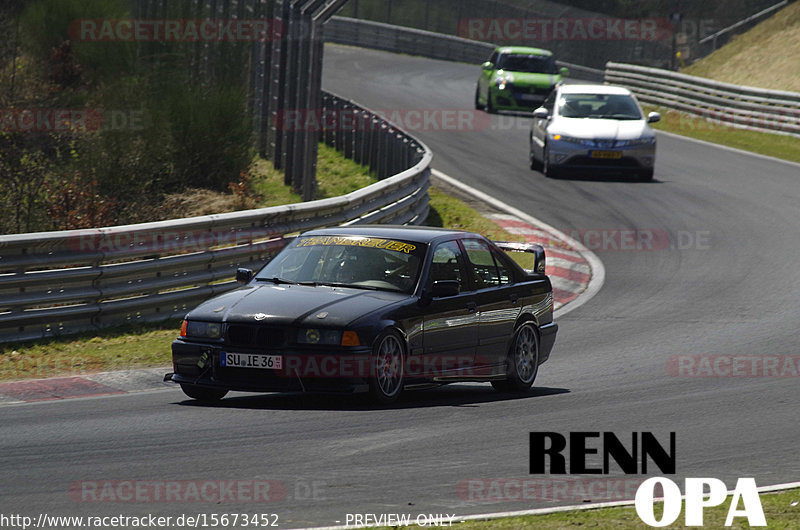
255, 236, 425, 293
558, 93, 643, 120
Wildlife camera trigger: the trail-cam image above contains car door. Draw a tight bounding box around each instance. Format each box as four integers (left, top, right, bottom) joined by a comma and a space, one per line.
420, 239, 477, 377
461, 239, 521, 369
531, 89, 557, 160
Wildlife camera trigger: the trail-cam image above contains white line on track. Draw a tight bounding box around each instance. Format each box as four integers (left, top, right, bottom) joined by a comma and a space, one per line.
656, 130, 800, 169
301, 481, 800, 530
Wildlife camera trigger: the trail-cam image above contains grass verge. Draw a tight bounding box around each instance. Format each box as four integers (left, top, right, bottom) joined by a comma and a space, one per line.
370, 488, 800, 529
644, 105, 800, 164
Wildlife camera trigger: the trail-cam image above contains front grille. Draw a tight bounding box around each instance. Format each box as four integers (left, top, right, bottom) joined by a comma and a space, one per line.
226, 325, 286, 348
512, 85, 551, 96
567, 156, 642, 168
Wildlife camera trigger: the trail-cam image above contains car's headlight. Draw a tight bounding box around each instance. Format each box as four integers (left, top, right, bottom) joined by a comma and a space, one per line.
297, 329, 361, 346
181, 320, 222, 339
297, 328, 342, 345
552, 134, 595, 146
494, 72, 514, 90
617, 137, 656, 147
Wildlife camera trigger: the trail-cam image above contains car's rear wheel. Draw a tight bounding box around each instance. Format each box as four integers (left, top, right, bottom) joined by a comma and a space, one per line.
180, 384, 228, 402
369, 330, 406, 404
492, 323, 540, 393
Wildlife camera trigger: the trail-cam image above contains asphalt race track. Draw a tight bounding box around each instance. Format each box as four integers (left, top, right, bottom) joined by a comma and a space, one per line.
1, 45, 799, 528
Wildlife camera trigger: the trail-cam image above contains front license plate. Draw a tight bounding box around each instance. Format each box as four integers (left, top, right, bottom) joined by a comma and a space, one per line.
591, 150, 623, 159
518, 94, 543, 102
221, 352, 283, 370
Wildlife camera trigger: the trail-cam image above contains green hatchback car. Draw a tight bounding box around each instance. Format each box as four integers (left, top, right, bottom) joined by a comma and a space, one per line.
475, 46, 568, 113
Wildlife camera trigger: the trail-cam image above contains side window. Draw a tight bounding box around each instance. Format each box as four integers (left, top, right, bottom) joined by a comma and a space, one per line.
492, 250, 513, 285
429, 240, 467, 292
463, 239, 501, 290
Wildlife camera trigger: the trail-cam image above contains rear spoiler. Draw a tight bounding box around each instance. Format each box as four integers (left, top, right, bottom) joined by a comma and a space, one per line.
494, 241, 546, 275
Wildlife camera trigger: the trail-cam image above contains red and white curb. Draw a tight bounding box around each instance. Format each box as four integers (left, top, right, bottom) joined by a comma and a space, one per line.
489, 214, 591, 311
0, 368, 171, 405
431, 168, 605, 317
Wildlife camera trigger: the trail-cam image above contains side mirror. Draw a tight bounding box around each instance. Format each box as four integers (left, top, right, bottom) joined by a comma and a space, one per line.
647, 112, 661, 123
559, 66, 569, 77
431, 280, 460, 298
532, 107, 549, 119
236, 268, 254, 284
481, 61, 493, 70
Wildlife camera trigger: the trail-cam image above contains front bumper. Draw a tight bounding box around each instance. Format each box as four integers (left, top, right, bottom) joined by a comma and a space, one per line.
168, 339, 373, 394
491, 86, 552, 111
547, 143, 655, 175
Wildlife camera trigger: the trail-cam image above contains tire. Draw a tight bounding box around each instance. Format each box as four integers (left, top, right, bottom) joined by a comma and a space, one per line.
492, 323, 540, 393
486, 89, 495, 114
542, 144, 560, 179
369, 330, 406, 404
529, 137, 543, 171
638, 168, 654, 182
180, 384, 228, 402
474, 86, 483, 110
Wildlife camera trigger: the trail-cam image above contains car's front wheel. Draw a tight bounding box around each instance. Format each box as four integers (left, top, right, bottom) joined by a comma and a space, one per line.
474, 86, 483, 110
638, 168, 654, 182
180, 384, 228, 402
542, 144, 561, 179
369, 330, 406, 404
529, 136, 543, 171
486, 89, 496, 113
492, 323, 540, 393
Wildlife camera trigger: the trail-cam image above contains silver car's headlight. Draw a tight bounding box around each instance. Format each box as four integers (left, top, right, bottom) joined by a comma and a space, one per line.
617, 137, 656, 147
552, 134, 595, 146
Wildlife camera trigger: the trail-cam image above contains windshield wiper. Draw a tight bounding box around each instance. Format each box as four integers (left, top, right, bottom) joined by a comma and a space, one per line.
596, 114, 640, 120
312, 281, 381, 291
256, 276, 300, 285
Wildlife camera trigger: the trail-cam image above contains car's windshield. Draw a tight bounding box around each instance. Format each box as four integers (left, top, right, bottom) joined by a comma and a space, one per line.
255, 236, 426, 293
497, 54, 558, 74
557, 93, 643, 120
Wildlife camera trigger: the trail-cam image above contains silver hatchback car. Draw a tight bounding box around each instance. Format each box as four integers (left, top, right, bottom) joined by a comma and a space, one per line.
529, 84, 660, 181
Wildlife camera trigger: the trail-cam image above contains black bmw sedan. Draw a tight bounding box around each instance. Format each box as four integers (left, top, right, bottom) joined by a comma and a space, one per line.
166, 226, 558, 404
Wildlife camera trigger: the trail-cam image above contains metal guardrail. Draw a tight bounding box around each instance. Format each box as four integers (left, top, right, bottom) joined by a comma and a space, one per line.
605, 62, 800, 137
0, 91, 431, 343
325, 16, 606, 83
698, 1, 789, 54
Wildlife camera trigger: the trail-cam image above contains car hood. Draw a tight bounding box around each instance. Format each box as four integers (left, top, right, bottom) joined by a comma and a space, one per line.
552, 117, 652, 140
187, 283, 411, 327
506, 71, 559, 87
